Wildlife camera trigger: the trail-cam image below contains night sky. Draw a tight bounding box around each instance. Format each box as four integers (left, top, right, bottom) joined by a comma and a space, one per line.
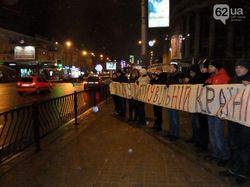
0, 0, 142, 59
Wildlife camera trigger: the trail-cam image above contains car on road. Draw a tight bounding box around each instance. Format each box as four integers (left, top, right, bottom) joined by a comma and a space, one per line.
83, 76, 104, 90
17, 76, 52, 95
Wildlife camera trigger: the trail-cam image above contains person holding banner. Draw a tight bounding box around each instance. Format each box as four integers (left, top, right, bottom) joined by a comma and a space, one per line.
116, 69, 129, 118
150, 72, 165, 131
165, 64, 181, 141
111, 72, 119, 115
185, 65, 202, 146
136, 68, 150, 126
128, 69, 140, 122
220, 59, 250, 184
205, 59, 231, 166
195, 59, 211, 152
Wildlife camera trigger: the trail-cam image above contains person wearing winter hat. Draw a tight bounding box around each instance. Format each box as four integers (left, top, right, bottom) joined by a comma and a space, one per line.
235, 59, 250, 86
193, 60, 211, 153
219, 59, 250, 184
204, 59, 231, 167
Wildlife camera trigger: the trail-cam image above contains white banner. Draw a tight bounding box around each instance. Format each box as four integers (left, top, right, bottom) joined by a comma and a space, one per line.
109, 82, 250, 127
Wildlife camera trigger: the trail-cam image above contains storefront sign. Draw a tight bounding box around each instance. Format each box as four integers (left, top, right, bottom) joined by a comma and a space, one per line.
14, 46, 36, 60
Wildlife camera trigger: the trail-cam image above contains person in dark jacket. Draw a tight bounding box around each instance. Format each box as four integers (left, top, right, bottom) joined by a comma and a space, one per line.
111, 72, 119, 115
116, 69, 129, 118
219, 59, 250, 184
150, 72, 165, 131
165, 64, 181, 141
185, 65, 201, 146
195, 59, 211, 152
128, 69, 140, 122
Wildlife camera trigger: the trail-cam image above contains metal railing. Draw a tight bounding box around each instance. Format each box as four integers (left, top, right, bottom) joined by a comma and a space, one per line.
0, 85, 110, 162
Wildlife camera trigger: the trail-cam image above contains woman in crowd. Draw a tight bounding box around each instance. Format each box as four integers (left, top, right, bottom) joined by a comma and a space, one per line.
136, 68, 150, 126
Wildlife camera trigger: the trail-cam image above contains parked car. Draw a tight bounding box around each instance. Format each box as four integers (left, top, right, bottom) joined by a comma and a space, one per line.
17, 76, 52, 95
83, 76, 104, 90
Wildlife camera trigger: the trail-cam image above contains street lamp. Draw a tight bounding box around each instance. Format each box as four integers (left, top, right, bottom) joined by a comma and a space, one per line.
100, 54, 104, 58
91, 52, 95, 56
65, 41, 72, 48
82, 50, 87, 56
138, 40, 142, 45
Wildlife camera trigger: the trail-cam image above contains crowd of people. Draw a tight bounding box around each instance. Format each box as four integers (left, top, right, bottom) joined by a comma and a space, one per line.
111, 59, 250, 185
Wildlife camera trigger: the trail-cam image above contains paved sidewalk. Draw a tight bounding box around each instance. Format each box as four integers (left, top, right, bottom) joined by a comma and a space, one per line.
0, 100, 241, 187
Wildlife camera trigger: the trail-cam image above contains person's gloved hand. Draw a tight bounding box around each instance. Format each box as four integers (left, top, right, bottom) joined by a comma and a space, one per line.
202, 83, 210, 87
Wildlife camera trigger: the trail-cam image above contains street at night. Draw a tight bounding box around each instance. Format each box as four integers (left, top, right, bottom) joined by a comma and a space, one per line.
0, 82, 85, 112
1, 0, 250, 186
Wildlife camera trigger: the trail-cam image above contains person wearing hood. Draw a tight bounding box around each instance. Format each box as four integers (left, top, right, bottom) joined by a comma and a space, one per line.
219, 59, 250, 184
136, 68, 150, 126
205, 59, 231, 166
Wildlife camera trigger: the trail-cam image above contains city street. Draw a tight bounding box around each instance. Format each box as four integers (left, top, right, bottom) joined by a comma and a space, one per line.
0, 82, 85, 113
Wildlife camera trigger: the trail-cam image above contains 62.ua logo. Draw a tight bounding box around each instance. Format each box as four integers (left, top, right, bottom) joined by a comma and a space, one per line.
213, 4, 244, 24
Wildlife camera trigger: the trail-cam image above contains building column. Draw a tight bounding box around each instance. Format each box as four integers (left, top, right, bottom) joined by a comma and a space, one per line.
226, 22, 234, 58
184, 15, 191, 59
194, 11, 201, 60
241, 28, 247, 58
208, 15, 215, 59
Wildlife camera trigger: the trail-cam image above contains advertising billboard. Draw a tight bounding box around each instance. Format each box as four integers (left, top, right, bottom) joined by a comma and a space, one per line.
148, 0, 170, 28
106, 62, 116, 70
170, 35, 182, 59
14, 46, 36, 60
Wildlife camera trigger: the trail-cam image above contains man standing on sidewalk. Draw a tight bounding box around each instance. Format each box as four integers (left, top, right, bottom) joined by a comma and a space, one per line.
116, 69, 129, 118
195, 59, 211, 152
220, 59, 250, 184
165, 64, 181, 141
205, 59, 231, 166
150, 72, 165, 131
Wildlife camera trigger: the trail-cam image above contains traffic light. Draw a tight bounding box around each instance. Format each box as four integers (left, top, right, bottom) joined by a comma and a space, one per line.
57, 60, 63, 68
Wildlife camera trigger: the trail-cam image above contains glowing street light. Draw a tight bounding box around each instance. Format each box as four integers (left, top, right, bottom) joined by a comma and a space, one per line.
91, 52, 95, 56
100, 54, 104, 58
55, 42, 59, 45
82, 50, 87, 56
138, 40, 142, 45
106, 57, 110, 61
65, 41, 72, 48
